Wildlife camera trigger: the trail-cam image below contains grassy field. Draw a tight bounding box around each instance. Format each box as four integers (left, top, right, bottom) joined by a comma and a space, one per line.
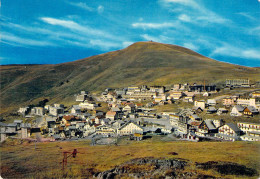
1, 137, 259, 178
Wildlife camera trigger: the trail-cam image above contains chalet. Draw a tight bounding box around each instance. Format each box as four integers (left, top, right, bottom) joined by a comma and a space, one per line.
106, 111, 118, 121
230, 105, 245, 116
117, 121, 143, 136
217, 123, 241, 141
49, 106, 64, 116
123, 103, 136, 113
196, 120, 217, 137
243, 106, 259, 116
194, 100, 205, 110
71, 105, 81, 114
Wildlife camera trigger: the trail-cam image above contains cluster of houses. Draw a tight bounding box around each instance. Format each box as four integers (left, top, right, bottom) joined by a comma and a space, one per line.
0, 120, 32, 142
1, 83, 259, 143
168, 110, 260, 142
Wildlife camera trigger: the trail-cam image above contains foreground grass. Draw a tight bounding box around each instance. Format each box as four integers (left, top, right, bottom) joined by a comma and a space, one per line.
0, 137, 259, 179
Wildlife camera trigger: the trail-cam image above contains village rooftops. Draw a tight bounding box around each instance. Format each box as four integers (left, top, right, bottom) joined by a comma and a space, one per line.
204, 120, 216, 130
106, 111, 117, 116
7, 123, 17, 127
225, 123, 241, 132
63, 115, 80, 121
233, 105, 245, 112
21, 123, 31, 128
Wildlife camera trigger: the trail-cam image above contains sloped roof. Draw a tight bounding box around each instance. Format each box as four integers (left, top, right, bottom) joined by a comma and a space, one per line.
247, 106, 258, 113
63, 115, 77, 121
226, 123, 240, 132
72, 105, 81, 110
118, 120, 143, 130
204, 120, 216, 130
106, 111, 117, 116
234, 105, 245, 112
21, 123, 31, 128
208, 107, 217, 111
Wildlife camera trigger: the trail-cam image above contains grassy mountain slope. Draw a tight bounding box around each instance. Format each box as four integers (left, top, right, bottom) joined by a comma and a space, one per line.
1, 41, 259, 113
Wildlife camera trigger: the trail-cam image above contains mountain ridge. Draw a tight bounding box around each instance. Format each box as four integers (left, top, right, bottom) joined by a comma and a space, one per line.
1, 41, 259, 113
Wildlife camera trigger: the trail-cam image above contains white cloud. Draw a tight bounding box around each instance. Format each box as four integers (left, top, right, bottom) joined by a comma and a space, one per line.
90, 39, 121, 50
1, 32, 55, 47
178, 14, 191, 22
122, 41, 134, 48
161, 0, 199, 9
141, 34, 162, 42
160, 0, 230, 25
41, 17, 114, 39
140, 34, 172, 43
69, 2, 94, 11
132, 22, 175, 29
97, 5, 104, 13
237, 12, 256, 21
183, 42, 199, 51
211, 44, 260, 60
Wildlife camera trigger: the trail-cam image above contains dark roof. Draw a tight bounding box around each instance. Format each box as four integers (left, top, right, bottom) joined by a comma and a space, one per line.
226, 123, 241, 132
7, 123, 17, 127
21, 123, 31, 128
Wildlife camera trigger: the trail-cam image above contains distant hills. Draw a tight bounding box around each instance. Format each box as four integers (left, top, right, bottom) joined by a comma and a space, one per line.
1, 41, 259, 113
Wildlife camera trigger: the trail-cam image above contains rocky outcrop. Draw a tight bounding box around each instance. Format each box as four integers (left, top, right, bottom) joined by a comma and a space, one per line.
93, 157, 187, 179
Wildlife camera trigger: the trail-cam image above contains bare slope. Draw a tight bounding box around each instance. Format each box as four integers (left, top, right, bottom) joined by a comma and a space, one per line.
1, 41, 259, 112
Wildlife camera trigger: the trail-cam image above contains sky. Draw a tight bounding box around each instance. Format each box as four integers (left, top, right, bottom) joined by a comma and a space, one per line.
1, 0, 260, 67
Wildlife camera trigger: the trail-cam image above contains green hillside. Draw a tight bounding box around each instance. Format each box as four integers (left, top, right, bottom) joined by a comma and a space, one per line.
1, 41, 260, 113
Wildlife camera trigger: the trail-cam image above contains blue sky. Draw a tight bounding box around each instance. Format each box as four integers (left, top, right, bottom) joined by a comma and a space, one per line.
1, 0, 260, 67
